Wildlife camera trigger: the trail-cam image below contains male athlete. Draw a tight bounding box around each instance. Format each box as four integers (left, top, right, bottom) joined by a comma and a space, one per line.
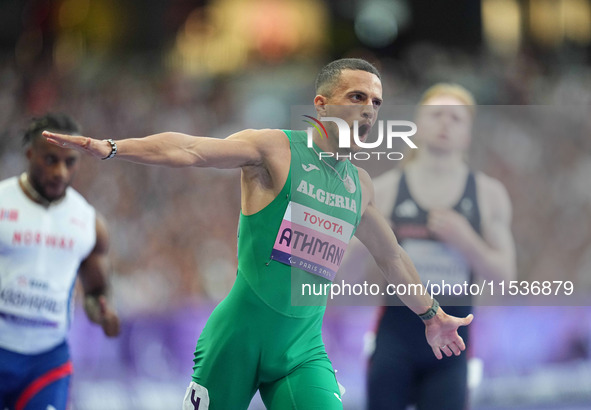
0, 113, 120, 410
367, 84, 516, 409
44, 59, 473, 410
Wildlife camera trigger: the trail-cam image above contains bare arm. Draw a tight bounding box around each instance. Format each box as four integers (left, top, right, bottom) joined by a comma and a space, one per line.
372, 168, 401, 217
355, 169, 473, 359
355, 198, 433, 313
339, 168, 402, 285
43, 129, 281, 169
78, 214, 120, 337
44, 129, 290, 215
470, 176, 516, 281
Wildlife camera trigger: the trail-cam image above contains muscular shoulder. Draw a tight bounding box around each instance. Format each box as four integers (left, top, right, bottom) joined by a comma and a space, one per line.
237, 129, 291, 204
356, 165, 372, 186
476, 173, 510, 202
370, 168, 402, 217
355, 166, 374, 214
356, 166, 399, 217
230, 128, 290, 159
373, 168, 402, 193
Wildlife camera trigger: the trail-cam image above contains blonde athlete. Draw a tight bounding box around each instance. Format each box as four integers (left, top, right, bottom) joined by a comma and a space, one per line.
367, 84, 516, 410
44, 59, 473, 410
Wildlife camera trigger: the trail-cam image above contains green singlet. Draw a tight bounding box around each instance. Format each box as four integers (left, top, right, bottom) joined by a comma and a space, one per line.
185, 130, 362, 410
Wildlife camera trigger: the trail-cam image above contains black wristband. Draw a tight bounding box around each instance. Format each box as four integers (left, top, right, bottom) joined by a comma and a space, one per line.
101, 139, 117, 160
418, 298, 439, 321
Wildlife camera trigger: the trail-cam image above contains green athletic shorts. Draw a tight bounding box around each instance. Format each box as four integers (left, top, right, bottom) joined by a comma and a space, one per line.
182, 274, 344, 410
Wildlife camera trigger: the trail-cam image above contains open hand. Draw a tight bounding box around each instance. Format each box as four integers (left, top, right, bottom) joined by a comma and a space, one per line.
43, 131, 112, 159
425, 309, 473, 359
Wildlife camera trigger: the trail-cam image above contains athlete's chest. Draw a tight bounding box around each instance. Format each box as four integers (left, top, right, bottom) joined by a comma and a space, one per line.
0, 197, 93, 257
291, 149, 360, 220
269, 146, 362, 281
404, 174, 468, 210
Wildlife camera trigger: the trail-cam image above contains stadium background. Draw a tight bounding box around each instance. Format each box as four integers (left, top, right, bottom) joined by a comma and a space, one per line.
0, 0, 590, 408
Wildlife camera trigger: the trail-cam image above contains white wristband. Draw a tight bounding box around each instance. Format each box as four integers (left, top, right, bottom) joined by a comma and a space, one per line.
101, 139, 117, 160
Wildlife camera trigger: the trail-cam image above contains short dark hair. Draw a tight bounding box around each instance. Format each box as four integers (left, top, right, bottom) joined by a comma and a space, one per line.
23, 113, 80, 146
315, 58, 381, 96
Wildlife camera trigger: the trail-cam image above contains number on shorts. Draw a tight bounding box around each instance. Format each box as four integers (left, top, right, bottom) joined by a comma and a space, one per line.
191, 389, 201, 409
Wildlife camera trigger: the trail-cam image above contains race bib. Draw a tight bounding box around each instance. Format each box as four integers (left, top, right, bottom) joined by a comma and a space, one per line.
0, 274, 66, 327
271, 202, 354, 281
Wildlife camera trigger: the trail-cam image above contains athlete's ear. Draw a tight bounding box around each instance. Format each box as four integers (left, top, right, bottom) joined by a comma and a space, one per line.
314, 95, 329, 117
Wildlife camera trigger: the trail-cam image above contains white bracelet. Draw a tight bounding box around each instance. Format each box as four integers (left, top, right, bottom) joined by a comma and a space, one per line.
101, 139, 117, 160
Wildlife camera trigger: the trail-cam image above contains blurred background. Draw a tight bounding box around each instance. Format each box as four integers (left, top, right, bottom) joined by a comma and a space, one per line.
0, 0, 590, 409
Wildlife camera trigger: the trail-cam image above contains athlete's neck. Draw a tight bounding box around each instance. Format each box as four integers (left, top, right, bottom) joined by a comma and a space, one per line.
311, 130, 343, 160
18, 173, 53, 208
412, 150, 466, 176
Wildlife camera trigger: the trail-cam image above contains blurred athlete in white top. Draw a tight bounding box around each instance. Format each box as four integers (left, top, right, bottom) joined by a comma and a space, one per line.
0, 113, 120, 410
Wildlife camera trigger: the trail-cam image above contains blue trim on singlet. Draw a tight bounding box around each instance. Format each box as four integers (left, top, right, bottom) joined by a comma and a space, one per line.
65, 279, 76, 329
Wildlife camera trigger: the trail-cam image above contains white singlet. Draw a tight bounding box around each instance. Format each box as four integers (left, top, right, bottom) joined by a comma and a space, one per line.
0, 176, 96, 354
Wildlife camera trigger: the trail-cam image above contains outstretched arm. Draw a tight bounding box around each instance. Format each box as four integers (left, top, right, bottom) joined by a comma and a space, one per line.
78, 214, 120, 337
43, 129, 278, 169
355, 170, 473, 359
